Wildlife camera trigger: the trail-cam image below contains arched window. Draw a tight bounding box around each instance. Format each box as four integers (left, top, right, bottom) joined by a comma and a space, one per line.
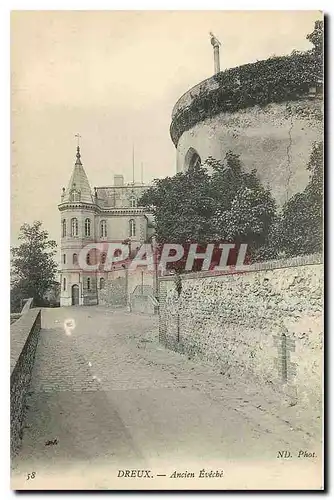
130, 196, 137, 208
62, 219, 66, 237
85, 218, 91, 237
100, 220, 107, 238
63, 277, 66, 291
129, 219, 136, 237
63, 254, 66, 264
87, 277, 91, 290
184, 147, 202, 170
101, 253, 106, 264
73, 253, 78, 264
100, 277, 105, 290
71, 218, 78, 237
86, 253, 91, 265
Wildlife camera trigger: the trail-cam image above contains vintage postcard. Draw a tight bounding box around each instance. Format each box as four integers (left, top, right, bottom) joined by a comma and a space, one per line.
10, 10, 324, 490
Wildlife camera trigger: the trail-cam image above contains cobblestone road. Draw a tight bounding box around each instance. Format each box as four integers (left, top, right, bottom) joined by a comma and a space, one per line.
11, 307, 322, 490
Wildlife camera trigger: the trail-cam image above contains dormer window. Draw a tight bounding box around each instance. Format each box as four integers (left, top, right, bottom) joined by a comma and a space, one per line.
71, 190, 81, 202
129, 196, 137, 208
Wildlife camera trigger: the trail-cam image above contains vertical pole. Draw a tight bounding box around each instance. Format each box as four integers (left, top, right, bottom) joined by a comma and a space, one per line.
282, 333, 288, 383
152, 235, 159, 314
132, 144, 135, 184
96, 270, 99, 305
126, 266, 129, 308
214, 45, 220, 74
141, 162, 143, 184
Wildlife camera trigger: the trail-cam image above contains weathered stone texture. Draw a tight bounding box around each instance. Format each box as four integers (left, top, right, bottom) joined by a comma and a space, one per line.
176, 99, 323, 206
99, 276, 127, 306
159, 259, 323, 409
10, 309, 41, 455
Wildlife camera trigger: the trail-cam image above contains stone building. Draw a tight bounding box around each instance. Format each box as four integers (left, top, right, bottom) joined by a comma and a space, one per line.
170, 50, 323, 205
58, 146, 154, 306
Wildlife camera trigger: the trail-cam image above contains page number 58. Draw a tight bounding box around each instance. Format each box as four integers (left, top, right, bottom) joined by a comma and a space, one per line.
27, 472, 36, 480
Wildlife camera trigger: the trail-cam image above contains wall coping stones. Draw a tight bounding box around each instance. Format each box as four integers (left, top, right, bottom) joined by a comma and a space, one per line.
10, 308, 41, 376
20, 297, 34, 314
159, 253, 323, 282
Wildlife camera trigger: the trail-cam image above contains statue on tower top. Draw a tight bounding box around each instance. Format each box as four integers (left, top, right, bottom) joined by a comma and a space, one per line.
209, 32, 221, 48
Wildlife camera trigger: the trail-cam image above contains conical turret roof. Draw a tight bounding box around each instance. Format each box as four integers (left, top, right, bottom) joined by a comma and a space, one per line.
62, 146, 93, 204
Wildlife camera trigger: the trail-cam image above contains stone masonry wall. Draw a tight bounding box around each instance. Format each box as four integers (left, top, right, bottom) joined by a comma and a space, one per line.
10, 308, 41, 455
159, 256, 323, 409
98, 268, 155, 309
99, 276, 127, 306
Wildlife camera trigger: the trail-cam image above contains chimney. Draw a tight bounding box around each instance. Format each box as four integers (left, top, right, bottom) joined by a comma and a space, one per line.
114, 175, 124, 186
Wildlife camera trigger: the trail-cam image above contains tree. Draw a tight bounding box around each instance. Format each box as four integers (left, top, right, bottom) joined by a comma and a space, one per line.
208, 152, 277, 259
215, 185, 277, 258
206, 152, 244, 214
140, 162, 214, 245
139, 151, 278, 266
307, 19, 323, 58
279, 141, 323, 256
307, 20, 323, 83
11, 221, 57, 311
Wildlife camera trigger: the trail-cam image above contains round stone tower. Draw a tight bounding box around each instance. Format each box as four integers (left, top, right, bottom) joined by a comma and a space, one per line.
170, 50, 323, 205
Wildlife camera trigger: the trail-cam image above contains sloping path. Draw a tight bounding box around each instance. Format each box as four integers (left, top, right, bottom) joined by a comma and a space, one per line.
11, 307, 322, 490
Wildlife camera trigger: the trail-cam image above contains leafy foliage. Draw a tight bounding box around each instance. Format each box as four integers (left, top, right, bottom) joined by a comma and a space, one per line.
11, 221, 58, 312
140, 151, 277, 263
278, 141, 323, 257
140, 163, 213, 245
141, 139, 323, 267
307, 19, 324, 58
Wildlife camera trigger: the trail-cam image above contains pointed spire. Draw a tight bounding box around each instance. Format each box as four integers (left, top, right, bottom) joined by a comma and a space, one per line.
61, 142, 93, 204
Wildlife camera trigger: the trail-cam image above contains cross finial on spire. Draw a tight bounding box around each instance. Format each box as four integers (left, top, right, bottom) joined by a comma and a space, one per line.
75, 133, 82, 147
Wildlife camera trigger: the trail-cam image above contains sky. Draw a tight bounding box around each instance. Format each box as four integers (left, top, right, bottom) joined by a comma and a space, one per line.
11, 10, 322, 249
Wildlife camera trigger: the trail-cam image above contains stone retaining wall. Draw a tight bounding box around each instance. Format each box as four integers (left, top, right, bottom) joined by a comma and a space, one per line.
158, 255, 323, 408
10, 308, 41, 455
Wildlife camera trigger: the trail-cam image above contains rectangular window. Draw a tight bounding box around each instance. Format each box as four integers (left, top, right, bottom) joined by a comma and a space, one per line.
63, 254, 66, 264
100, 220, 107, 238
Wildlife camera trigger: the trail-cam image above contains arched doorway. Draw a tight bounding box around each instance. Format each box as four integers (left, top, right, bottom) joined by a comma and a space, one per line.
184, 147, 202, 170
72, 284, 79, 305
